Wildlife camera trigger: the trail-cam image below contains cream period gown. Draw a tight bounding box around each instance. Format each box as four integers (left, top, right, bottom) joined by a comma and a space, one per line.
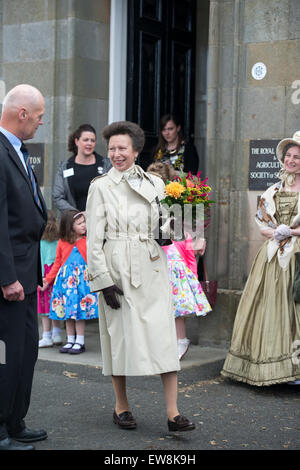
222, 191, 300, 385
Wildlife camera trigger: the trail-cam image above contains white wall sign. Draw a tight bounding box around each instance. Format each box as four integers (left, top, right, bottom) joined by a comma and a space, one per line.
251, 62, 267, 80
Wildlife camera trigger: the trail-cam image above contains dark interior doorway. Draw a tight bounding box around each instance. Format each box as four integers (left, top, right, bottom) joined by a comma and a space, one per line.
126, 0, 198, 170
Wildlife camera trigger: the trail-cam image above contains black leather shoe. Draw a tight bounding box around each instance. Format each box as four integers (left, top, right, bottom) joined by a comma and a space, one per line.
11, 428, 47, 443
113, 410, 137, 429
59, 342, 74, 353
168, 415, 196, 432
0, 437, 35, 450
68, 343, 86, 354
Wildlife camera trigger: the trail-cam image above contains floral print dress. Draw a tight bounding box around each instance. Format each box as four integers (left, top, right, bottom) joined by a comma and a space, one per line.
164, 243, 211, 318
49, 246, 98, 321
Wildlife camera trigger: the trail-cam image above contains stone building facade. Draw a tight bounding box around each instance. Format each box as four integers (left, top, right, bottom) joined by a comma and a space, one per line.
0, 0, 299, 345
0, 0, 110, 203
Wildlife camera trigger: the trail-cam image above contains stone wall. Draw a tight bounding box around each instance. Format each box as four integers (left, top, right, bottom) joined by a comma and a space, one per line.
1, 0, 110, 207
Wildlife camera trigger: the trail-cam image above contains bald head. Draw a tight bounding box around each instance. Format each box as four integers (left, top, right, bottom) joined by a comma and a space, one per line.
0, 84, 45, 141
2, 84, 44, 114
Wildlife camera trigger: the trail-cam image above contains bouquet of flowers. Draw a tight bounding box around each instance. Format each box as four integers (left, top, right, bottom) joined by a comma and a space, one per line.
160, 171, 214, 240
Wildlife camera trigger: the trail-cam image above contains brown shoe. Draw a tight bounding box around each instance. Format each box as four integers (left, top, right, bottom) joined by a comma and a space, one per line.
113, 410, 137, 429
168, 415, 195, 432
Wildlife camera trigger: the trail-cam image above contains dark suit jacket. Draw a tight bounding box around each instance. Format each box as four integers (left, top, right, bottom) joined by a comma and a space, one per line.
0, 132, 47, 295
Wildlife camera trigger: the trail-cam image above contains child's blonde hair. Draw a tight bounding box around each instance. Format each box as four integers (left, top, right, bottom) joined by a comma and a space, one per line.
42, 210, 59, 242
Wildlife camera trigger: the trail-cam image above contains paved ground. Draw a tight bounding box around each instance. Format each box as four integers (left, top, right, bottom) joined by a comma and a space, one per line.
37, 320, 227, 370
24, 321, 300, 453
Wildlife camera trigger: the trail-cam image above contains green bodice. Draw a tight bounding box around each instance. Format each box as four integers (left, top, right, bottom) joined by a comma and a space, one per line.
275, 191, 299, 226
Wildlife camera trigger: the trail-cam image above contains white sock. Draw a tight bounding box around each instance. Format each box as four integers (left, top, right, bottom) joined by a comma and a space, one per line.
62, 336, 75, 349
65, 335, 75, 346
178, 337, 189, 344
72, 335, 85, 350
76, 335, 85, 345
43, 331, 52, 339
52, 327, 61, 336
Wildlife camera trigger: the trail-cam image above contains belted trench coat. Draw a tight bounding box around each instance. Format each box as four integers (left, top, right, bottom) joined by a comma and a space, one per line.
86, 165, 180, 376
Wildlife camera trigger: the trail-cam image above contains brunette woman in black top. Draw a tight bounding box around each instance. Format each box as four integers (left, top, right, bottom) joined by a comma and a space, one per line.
152, 114, 199, 174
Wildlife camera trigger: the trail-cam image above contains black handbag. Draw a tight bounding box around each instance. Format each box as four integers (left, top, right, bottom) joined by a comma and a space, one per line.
199, 259, 218, 308
293, 252, 300, 302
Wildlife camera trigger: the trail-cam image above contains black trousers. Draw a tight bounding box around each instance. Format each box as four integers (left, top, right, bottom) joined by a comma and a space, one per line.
0, 292, 39, 440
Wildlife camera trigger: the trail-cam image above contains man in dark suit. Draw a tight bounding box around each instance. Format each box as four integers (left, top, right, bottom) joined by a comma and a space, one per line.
0, 84, 48, 450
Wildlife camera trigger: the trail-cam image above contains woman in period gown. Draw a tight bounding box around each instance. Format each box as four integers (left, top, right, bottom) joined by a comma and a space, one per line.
221, 132, 300, 386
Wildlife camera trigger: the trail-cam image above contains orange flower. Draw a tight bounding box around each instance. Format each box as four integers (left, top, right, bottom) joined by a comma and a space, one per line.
165, 181, 185, 199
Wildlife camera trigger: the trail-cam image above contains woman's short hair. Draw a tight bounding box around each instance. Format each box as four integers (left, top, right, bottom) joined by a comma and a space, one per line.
102, 121, 145, 153
68, 124, 97, 154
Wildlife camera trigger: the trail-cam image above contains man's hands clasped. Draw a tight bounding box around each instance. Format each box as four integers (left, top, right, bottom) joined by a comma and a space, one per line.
1, 281, 25, 301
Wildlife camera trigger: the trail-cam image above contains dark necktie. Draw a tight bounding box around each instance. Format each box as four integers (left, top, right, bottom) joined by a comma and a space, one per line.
21, 143, 43, 210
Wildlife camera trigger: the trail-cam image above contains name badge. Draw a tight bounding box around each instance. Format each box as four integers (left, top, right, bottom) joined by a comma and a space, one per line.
63, 168, 74, 178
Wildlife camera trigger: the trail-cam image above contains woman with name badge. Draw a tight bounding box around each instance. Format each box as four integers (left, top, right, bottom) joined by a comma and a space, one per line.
53, 124, 111, 213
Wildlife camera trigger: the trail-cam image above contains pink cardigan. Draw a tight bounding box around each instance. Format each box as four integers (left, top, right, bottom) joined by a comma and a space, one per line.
162, 234, 198, 275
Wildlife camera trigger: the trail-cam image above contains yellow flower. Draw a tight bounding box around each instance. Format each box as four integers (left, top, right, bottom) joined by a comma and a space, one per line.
55, 305, 65, 319
165, 182, 185, 199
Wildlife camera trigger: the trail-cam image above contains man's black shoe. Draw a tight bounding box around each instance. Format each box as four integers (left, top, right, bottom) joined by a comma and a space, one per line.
0, 437, 35, 450
11, 428, 47, 443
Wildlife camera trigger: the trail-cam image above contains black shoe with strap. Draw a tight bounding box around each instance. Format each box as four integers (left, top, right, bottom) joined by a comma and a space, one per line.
68, 343, 86, 354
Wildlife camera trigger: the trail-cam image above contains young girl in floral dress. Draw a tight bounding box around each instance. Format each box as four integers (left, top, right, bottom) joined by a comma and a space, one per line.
147, 162, 212, 360
38, 210, 62, 347
41, 210, 98, 354
162, 236, 211, 359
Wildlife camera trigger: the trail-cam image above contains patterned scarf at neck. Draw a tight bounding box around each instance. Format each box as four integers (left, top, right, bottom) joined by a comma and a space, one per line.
123, 165, 142, 189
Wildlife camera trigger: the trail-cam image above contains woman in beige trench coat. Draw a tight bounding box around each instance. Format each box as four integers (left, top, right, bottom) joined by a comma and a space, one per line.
86, 121, 195, 432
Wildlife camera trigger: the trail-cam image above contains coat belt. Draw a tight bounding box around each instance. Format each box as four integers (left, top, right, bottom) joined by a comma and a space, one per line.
106, 233, 160, 288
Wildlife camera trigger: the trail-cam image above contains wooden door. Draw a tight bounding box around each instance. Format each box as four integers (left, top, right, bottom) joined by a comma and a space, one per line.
126, 0, 197, 169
